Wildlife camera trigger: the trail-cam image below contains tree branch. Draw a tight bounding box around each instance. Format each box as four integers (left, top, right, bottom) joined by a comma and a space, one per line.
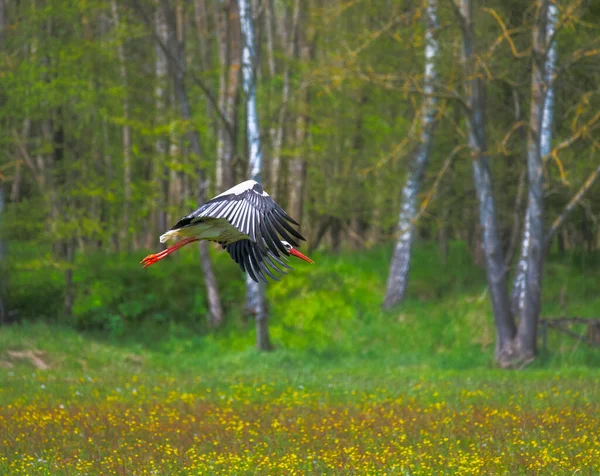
541, 110, 600, 183
482, 8, 530, 58
545, 161, 600, 248
414, 144, 466, 222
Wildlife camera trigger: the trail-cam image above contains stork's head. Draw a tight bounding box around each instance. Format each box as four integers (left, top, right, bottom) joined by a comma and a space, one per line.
281, 240, 314, 264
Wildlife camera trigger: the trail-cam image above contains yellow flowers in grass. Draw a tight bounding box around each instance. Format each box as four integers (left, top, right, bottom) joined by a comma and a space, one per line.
0, 379, 599, 475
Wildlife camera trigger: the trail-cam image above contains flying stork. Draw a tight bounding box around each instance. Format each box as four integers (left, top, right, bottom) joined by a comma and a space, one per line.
141, 180, 314, 282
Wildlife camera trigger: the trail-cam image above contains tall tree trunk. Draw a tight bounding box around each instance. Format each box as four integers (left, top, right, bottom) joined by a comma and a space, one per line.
263, 0, 276, 78
512, 1, 557, 317
194, 0, 215, 128
383, 0, 439, 309
454, 0, 516, 365
161, 0, 224, 328
515, 0, 556, 360
215, 0, 240, 192
0, 182, 6, 324
155, 4, 169, 245
239, 0, 272, 351
216, 1, 228, 191
0, 0, 9, 316
0, 0, 6, 312
112, 0, 132, 251
64, 239, 75, 318
269, 0, 300, 201
193, 0, 211, 73
288, 5, 311, 222
224, 1, 241, 188
51, 113, 74, 318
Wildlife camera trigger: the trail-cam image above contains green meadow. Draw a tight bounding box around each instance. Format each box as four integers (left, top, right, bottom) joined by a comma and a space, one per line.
1, 244, 599, 474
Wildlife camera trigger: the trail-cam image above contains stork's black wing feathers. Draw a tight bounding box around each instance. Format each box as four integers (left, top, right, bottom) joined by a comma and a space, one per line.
171, 180, 305, 260
223, 240, 291, 283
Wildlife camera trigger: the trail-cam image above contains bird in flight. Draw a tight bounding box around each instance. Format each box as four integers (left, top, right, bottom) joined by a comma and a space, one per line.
141, 180, 314, 282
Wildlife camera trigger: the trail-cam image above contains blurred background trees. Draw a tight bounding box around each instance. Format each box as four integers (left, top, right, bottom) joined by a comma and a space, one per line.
0, 0, 598, 364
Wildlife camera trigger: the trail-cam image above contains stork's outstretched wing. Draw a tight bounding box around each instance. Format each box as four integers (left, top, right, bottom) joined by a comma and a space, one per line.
222, 240, 293, 283
170, 180, 305, 258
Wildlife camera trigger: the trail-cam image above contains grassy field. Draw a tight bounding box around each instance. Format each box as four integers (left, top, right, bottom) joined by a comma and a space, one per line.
1, 243, 599, 474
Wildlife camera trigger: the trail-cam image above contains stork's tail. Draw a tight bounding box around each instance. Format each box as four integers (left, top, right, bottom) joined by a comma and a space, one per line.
159, 229, 180, 244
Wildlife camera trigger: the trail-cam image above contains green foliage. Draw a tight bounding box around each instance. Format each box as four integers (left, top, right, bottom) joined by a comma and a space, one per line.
7, 241, 600, 369
68, 247, 245, 333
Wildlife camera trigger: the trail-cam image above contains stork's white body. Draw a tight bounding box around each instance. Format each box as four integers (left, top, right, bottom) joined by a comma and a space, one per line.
159, 218, 247, 245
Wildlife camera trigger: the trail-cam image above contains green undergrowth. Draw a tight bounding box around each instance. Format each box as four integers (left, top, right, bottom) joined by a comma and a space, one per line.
4, 240, 600, 372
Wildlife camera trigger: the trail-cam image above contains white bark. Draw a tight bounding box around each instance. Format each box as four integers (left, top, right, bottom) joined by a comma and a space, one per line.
512, 2, 557, 315
540, 3, 557, 159
383, 0, 439, 309
239, 0, 271, 350
240, 0, 262, 181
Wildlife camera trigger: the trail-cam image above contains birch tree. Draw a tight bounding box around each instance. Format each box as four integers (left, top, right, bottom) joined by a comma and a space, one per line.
512, 1, 557, 317
383, 0, 439, 309
452, 0, 516, 366
509, 0, 557, 362
239, 0, 271, 351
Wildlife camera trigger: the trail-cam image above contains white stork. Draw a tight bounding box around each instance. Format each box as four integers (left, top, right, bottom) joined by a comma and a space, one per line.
141, 180, 314, 282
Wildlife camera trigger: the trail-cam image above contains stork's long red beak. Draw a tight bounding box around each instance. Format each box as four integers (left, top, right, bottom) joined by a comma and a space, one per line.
289, 248, 314, 264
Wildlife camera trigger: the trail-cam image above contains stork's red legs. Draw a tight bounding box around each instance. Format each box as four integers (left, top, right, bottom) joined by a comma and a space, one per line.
140, 237, 200, 268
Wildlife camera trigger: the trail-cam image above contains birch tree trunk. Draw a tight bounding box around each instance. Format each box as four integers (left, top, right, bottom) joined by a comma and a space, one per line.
161, 0, 224, 327
515, 0, 556, 360
239, 0, 272, 351
512, 1, 557, 318
111, 0, 132, 251
454, 0, 516, 365
383, 0, 439, 309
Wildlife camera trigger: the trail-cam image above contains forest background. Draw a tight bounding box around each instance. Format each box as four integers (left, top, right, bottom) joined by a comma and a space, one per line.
0, 0, 599, 367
